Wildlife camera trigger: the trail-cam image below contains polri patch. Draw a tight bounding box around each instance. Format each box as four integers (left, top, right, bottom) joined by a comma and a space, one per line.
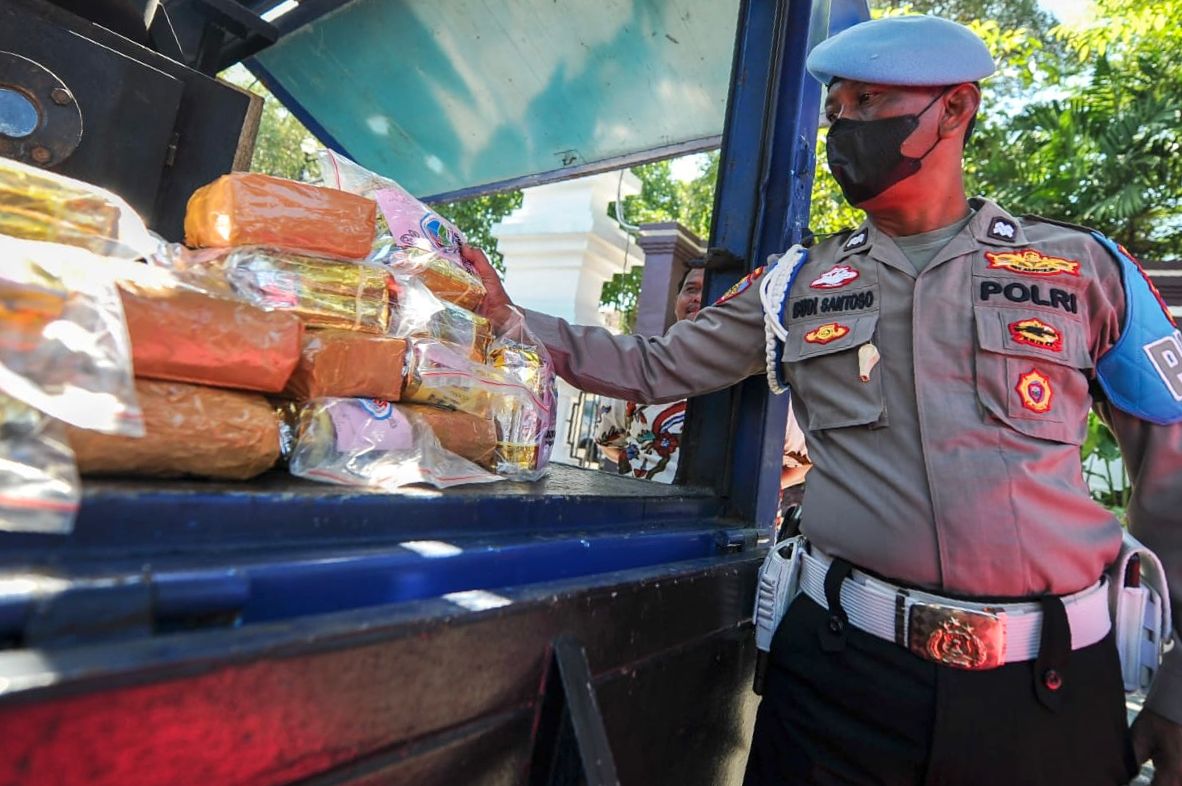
1016, 369, 1054, 413
714, 266, 765, 305
804, 322, 850, 345
985, 249, 1080, 277
1009, 318, 1063, 353
810, 264, 860, 290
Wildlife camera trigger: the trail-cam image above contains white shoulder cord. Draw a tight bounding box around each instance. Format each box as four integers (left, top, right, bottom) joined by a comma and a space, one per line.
758, 245, 808, 395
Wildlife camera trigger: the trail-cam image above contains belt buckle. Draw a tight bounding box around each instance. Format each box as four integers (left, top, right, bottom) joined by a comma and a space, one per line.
906, 602, 1005, 670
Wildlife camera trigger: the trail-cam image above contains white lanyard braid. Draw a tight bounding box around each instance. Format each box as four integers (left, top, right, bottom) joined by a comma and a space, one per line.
758, 245, 808, 395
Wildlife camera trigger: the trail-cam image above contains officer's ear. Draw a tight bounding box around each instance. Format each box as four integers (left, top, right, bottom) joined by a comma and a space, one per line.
939, 83, 981, 146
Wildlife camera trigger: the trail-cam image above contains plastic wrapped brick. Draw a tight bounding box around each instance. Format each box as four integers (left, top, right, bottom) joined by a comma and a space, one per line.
117, 264, 304, 393
156, 245, 392, 334
400, 404, 497, 469
68, 380, 281, 480
0, 394, 80, 534
0, 156, 155, 259
283, 330, 406, 400
375, 244, 485, 312
390, 275, 492, 362
289, 398, 500, 490
0, 236, 142, 435
184, 173, 377, 259
402, 332, 555, 481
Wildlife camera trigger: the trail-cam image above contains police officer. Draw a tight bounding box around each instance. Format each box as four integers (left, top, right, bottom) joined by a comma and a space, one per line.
463, 15, 1182, 785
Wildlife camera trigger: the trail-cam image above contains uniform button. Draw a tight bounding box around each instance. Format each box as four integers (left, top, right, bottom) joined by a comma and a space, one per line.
828, 616, 844, 634
1043, 669, 1063, 691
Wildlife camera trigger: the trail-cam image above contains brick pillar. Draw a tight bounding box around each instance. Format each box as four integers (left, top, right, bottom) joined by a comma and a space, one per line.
634, 222, 706, 336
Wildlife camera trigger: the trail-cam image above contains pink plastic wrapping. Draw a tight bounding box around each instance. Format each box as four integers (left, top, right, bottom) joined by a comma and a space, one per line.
317, 150, 466, 264
288, 398, 501, 490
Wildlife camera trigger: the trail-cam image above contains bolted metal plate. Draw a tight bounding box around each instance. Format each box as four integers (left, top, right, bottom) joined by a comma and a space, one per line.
0, 49, 82, 167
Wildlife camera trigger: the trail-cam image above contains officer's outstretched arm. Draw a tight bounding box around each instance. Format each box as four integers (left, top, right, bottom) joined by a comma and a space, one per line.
461, 244, 767, 405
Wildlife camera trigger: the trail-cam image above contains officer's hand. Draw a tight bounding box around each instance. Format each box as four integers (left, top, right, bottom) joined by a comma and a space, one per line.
460, 243, 515, 328
1132, 708, 1182, 785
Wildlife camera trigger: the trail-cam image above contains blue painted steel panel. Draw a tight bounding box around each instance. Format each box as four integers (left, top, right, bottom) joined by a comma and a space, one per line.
681, 0, 869, 529
252, 0, 740, 197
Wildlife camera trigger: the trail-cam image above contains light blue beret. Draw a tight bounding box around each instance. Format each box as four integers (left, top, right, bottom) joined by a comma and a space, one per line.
806, 15, 996, 87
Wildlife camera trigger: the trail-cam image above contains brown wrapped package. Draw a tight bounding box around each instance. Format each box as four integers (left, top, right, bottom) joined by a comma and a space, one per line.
184, 173, 377, 259
284, 330, 406, 400
120, 279, 304, 393
68, 380, 280, 480
400, 404, 497, 469
162, 246, 393, 334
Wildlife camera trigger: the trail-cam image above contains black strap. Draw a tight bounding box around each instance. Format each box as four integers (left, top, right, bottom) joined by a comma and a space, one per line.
819, 558, 854, 653
1033, 596, 1071, 712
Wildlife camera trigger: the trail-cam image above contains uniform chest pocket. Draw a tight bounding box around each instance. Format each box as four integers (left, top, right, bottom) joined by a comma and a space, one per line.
973, 306, 1093, 445
781, 313, 886, 430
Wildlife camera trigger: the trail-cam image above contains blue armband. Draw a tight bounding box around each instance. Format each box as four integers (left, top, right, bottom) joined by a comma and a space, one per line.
1093, 232, 1182, 425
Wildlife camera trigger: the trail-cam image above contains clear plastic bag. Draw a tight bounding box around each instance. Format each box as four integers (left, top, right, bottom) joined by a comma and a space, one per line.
403, 310, 556, 482
0, 156, 156, 259
0, 394, 80, 534
486, 308, 557, 480
152, 244, 393, 334
371, 243, 485, 312
390, 275, 492, 362
0, 236, 142, 435
289, 398, 501, 490
316, 150, 466, 264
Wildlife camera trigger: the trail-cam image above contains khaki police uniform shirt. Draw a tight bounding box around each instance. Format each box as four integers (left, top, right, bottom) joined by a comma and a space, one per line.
523, 199, 1182, 720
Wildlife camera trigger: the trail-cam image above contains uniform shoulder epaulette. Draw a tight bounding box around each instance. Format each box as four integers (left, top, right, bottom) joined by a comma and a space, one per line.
1020, 213, 1102, 236
1087, 231, 1182, 425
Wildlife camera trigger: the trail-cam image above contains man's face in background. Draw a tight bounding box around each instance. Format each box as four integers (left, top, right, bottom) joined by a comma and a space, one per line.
675, 268, 705, 321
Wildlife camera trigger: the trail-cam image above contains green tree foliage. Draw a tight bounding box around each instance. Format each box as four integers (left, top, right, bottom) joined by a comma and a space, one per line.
219, 65, 317, 181
968, 0, 1182, 259
613, 153, 719, 241
599, 153, 720, 324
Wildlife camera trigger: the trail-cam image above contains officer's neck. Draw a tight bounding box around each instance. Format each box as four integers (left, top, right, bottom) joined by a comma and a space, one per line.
864, 179, 971, 238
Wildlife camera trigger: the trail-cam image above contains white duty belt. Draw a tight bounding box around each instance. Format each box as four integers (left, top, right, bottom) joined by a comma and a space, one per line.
799, 546, 1112, 670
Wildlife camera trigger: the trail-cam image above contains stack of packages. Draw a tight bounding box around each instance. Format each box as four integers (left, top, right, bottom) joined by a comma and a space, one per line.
295, 150, 557, 488
0, 151, 557, 534
0, 158, 152, 533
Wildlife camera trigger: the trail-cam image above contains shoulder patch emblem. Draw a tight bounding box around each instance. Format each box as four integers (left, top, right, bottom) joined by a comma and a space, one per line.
1016, 369, 1054, 413
1144, 333, 1182, 402
810, 264, 860, 290
843, 230, 868, 251
985, 249, 1081, 277
714, 266, 765, 305
1008, 318, 1063, 352
804, 322, 850, 345
988, 218, 1017, 241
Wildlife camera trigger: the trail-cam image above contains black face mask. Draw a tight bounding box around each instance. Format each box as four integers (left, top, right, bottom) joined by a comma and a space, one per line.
825, 90, 947, 206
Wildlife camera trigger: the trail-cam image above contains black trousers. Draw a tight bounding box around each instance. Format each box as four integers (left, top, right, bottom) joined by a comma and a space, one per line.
744, 595, 1138, 786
